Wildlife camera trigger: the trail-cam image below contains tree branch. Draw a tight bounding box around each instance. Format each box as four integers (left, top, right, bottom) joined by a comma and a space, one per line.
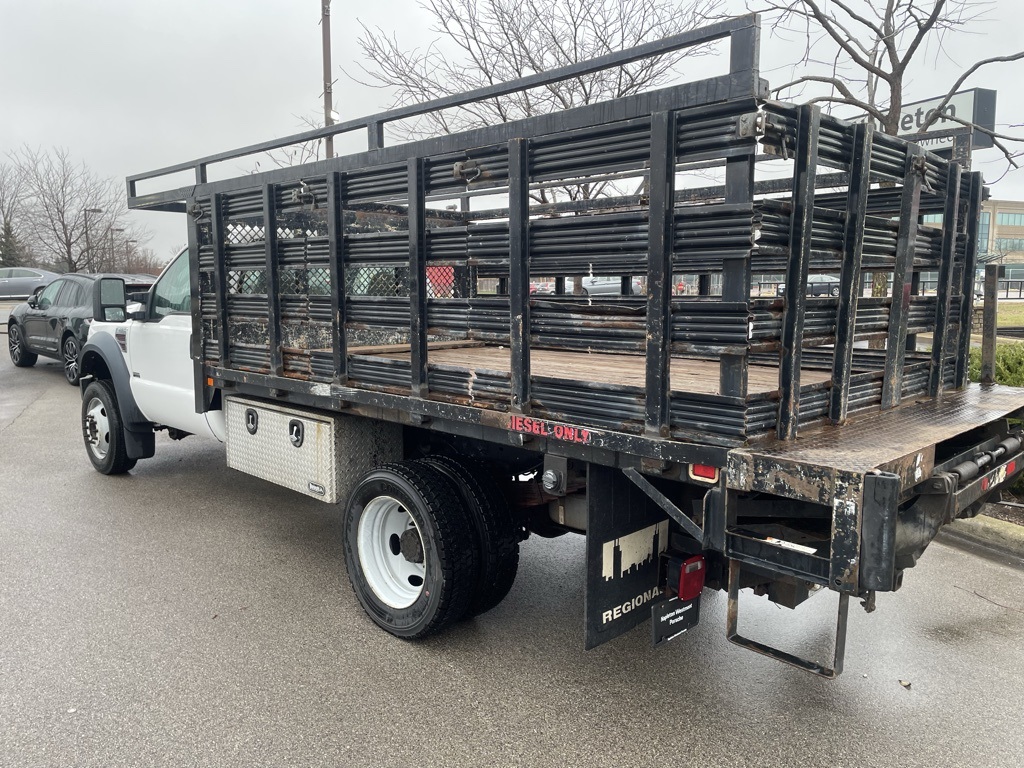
920, 50, 1024, 130
773, 75, 888, 123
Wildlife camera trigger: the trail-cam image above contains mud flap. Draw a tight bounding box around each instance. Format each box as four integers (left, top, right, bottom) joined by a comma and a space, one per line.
585, 464, 669, 649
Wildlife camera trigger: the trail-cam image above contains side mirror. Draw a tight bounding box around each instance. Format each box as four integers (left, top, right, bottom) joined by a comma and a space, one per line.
93, 277, 127, 323
27, 295, 38, 309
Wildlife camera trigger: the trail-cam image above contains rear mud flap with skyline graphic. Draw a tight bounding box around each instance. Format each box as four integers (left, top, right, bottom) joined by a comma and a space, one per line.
585, 464, 670, 650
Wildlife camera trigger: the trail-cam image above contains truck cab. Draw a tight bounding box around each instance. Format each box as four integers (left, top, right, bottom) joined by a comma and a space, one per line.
78, 250, 223, 474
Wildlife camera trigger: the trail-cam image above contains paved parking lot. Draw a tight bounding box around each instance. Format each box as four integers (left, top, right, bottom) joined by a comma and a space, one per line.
1, 299, 14, 329
1, 351, 1024, 767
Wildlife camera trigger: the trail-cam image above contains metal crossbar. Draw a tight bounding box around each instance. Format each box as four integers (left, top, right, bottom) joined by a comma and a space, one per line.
127, 14, 760, 202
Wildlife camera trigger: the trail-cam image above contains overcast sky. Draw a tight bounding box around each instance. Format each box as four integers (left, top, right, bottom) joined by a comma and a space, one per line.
3, 0, 1023, 264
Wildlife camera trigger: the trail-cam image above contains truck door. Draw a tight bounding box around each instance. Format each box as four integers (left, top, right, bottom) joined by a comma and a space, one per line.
127, 253, 212, 437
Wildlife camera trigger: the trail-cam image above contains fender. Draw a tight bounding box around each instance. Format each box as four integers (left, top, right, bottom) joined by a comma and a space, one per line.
79, 332, 156, 460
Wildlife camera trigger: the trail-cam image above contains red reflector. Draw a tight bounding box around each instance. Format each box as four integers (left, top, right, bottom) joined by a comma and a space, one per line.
1008, 460, 1017, 475
678, 555, 706, 601
691, 464, 718, 480
982, 477, 990, 491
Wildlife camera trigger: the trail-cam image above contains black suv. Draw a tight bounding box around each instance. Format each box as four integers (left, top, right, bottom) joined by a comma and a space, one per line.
7, 273, 154, 385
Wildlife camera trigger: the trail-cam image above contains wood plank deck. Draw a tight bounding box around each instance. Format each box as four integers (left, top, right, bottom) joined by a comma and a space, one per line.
371, 346, 832, 397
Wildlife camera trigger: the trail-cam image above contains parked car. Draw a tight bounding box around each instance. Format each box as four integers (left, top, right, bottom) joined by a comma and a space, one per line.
565, 276, 643, 295
7, 272, 155, 385
777, 274, 841, 297
0, 266, 59, 299
530, 279, 555, 294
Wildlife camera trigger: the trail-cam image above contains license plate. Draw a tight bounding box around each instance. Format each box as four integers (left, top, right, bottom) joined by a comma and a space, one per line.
651, 595, 701, 646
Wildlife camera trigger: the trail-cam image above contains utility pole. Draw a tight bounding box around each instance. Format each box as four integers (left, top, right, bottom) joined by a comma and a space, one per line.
83, 207, 103, 272
109, 227, 124, 270
322, 0, 334, 159
125, 239, 138, 272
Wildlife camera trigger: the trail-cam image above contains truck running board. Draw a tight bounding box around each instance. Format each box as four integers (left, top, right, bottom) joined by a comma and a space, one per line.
725, 559, 850, 679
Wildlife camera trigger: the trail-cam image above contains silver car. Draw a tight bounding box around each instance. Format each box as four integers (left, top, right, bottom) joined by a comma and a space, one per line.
0, 267, 59, 299
566, 276, 643, 295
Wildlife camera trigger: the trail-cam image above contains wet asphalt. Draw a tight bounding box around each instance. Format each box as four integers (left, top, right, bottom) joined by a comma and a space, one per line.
1, 347, 1023, 768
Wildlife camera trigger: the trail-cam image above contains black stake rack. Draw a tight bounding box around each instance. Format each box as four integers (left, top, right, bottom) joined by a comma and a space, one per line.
129, 13, 983, 450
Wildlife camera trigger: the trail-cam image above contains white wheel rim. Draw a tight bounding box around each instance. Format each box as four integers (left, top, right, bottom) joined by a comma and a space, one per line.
357, 496, 426, 609
84, 397, 111, 460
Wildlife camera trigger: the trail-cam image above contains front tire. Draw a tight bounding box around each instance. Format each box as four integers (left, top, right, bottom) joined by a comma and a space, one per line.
82, 380, 137, 475
62, 335, 82, 385
8, 324, 37, 367
344, 461, 478, 639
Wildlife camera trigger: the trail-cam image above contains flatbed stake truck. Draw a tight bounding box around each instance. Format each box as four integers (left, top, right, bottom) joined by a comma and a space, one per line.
76, 14, 1024, 677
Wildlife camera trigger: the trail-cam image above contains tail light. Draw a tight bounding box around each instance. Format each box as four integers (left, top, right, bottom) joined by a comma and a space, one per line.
688, 463, 720, 483
678, 555, 706, 601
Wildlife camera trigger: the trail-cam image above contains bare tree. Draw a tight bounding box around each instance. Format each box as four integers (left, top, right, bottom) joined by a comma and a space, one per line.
0, 162, 27, 267
755, 0, 1024, 169
754, 0, 1024, 302
13, 146, 128, 273
355, 0, 724, 201
252, 114, 325, 173
119, 240, 168, 276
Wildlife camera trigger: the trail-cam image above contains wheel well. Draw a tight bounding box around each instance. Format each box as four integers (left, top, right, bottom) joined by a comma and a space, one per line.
79, 349, 111, 382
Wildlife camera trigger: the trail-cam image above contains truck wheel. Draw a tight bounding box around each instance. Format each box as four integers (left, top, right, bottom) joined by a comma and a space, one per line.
344, 461, 478, 639
81, 380, 137, 475
417, 455, 520, 616
8, 324, 37, 367
62, 335, 82, 386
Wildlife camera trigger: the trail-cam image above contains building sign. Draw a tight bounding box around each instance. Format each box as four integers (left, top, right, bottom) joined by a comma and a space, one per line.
896, 88, 996, 152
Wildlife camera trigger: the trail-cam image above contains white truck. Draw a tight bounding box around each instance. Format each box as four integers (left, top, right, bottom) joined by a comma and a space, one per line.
77, 16, 1024, 677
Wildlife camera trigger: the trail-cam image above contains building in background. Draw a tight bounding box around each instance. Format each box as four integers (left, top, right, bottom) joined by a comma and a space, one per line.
979, 199, 1024, 277
923, 198, 1024, 283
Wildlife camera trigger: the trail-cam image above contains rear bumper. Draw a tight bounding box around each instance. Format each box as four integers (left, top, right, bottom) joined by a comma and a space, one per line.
726, 385, 1024, 594
862, 434, 1024, 592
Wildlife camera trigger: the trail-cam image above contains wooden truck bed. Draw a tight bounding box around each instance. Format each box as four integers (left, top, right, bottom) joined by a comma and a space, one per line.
370, 344, 832, 397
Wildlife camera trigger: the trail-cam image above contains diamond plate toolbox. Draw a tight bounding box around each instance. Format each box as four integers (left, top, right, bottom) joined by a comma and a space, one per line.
225, 395, 402, 503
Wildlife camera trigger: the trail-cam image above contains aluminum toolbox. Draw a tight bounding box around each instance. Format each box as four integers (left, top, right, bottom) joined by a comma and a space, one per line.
225, 395, 401, 503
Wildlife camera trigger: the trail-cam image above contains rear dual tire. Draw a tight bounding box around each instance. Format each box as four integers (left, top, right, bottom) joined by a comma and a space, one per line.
343, 457, 521, 639
417, 455, 520, 617
344, 461, 478, 639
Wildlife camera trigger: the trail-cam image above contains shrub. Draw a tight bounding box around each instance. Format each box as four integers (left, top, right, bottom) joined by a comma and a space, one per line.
968, 343, 1024, 497
968, 343, 1024, 387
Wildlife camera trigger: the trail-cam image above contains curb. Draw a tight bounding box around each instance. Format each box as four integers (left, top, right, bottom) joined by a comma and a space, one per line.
936, 510, 1024, 564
